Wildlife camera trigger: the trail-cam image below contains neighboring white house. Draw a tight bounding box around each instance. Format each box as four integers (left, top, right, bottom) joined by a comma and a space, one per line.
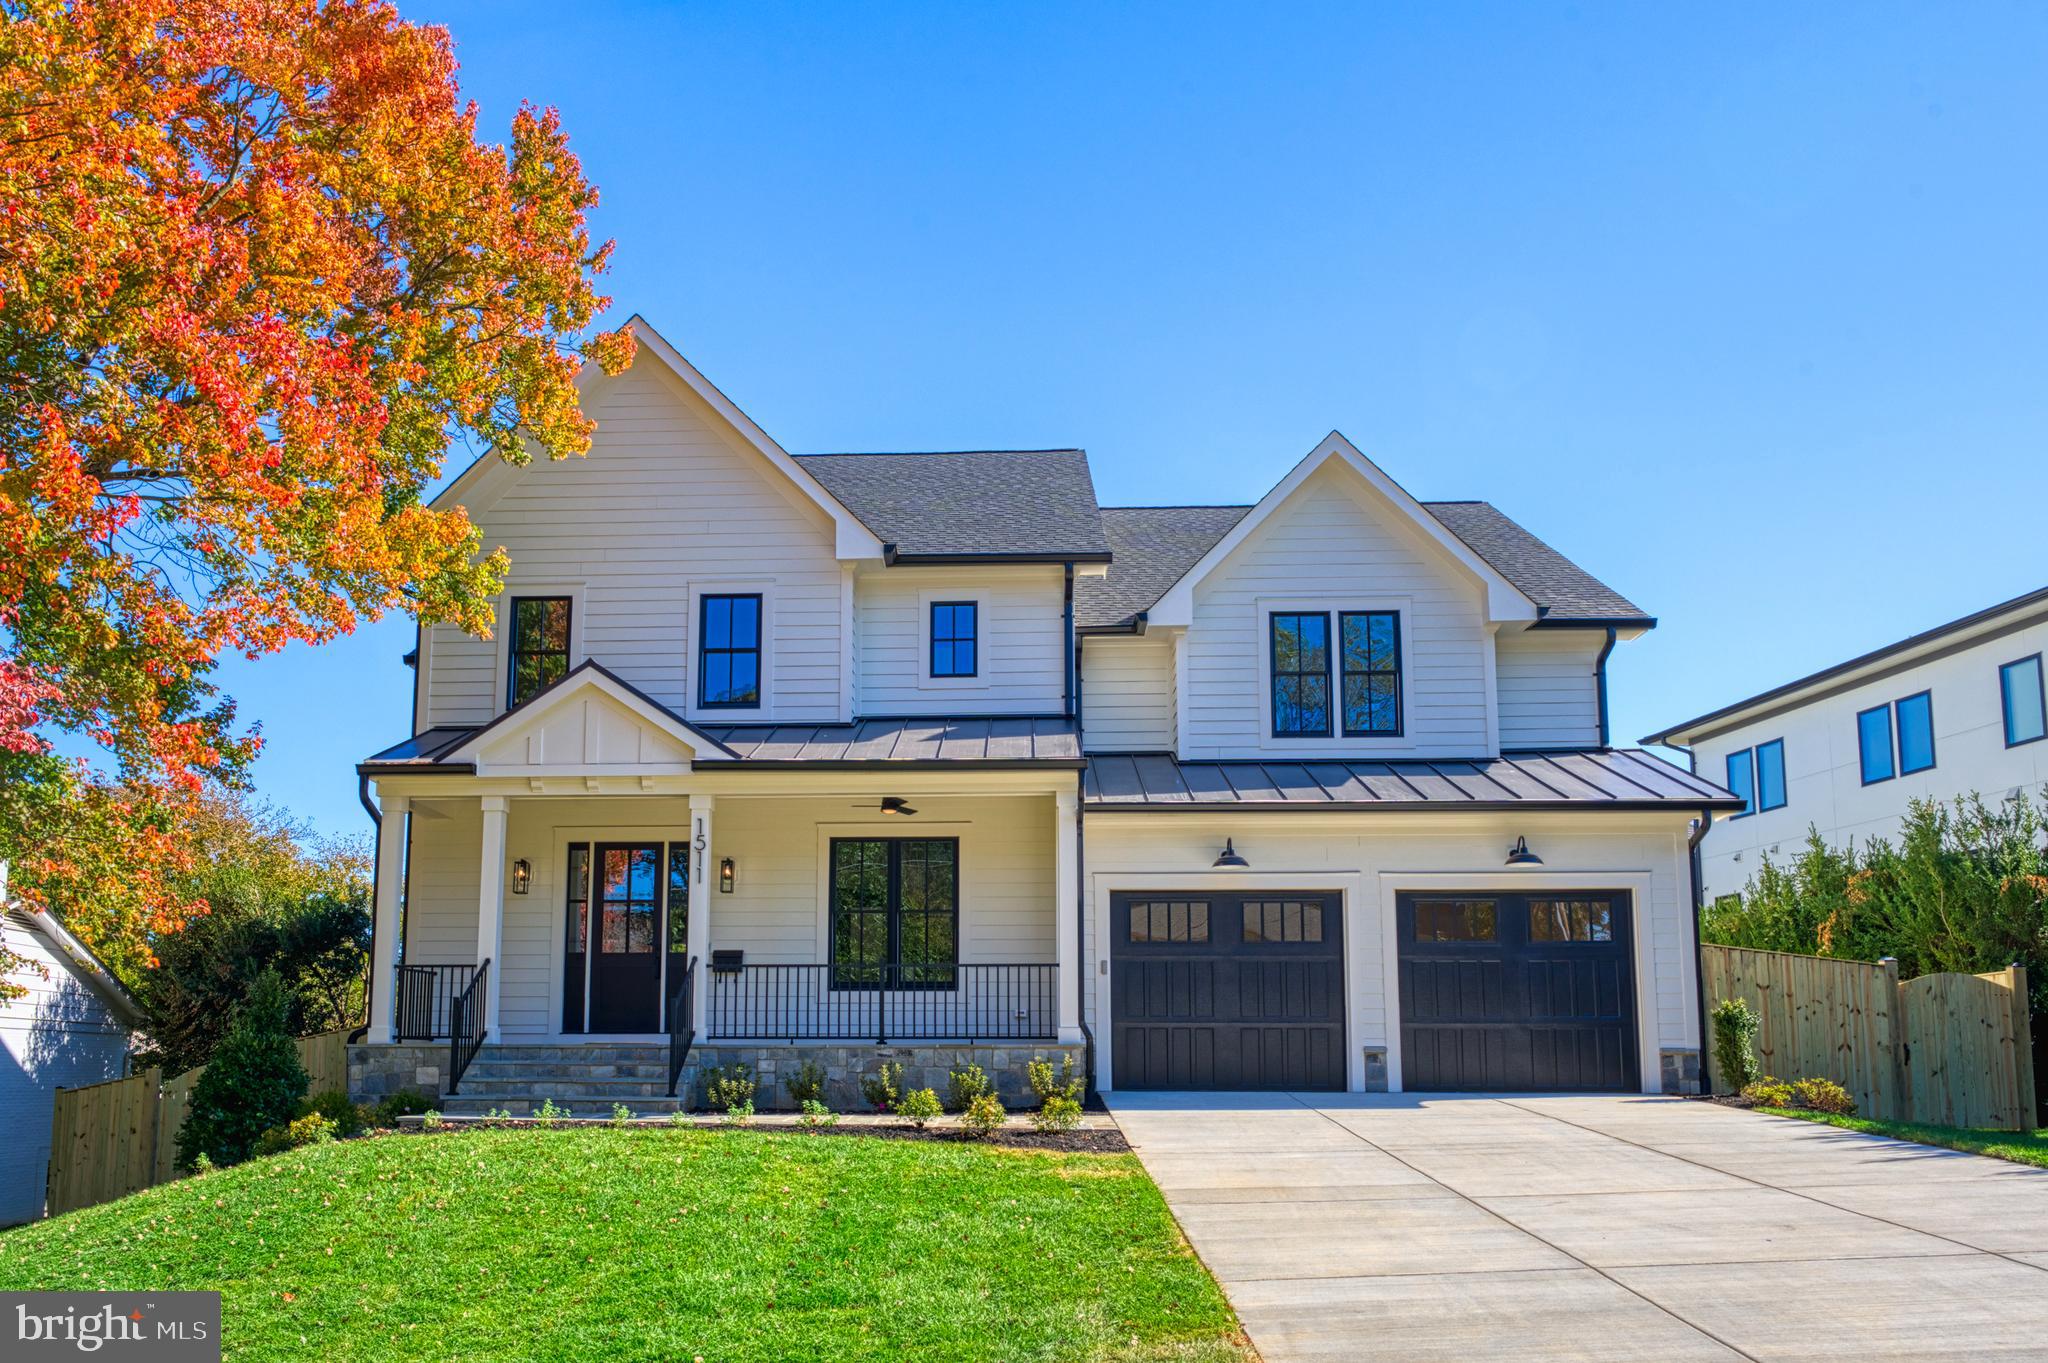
350, 317, 1741, 1111
1645, 586, 2048, 903
0, 870, 143, 1226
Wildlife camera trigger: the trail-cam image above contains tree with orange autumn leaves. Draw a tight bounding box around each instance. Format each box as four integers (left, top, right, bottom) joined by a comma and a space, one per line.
0, 0, 633, 991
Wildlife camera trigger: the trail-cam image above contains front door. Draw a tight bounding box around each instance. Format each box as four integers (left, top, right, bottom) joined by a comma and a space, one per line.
589, 843, 664, 1033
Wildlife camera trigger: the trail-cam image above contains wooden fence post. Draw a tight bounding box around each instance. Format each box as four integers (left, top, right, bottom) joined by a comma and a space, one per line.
2007, 964, 2037, 1133
1879, 958, 1908, 1123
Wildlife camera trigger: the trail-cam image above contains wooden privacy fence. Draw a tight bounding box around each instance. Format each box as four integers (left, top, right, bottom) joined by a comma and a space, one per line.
46, 1028, 352, 1218
1702, 944, 2037, 1131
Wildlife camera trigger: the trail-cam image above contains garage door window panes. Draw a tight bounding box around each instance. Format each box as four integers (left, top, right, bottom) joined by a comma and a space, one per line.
1413, 899, 1497, 941
1242, 900, 1324, 943
1530, 899, 1613, 942
1128, 900, 1209, 943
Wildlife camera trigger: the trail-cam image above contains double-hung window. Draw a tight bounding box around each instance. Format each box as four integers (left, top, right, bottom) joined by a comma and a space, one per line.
829, 838, 959, 989
1724, 749, 1756, 815
1726, 740, 1785, 814
930, 601, 978, 677
1339, 611, 1402, 736
698, 594, 762, 709
1858, 692, 1937, 783
507, 596, 571, 706
1269, 612, 1333, 737
2001, 655, 2046, 747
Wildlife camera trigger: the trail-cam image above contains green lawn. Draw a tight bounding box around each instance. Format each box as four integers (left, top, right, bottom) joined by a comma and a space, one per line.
1761, 1107, 2048, 1169
0, 1128, 1249, 1363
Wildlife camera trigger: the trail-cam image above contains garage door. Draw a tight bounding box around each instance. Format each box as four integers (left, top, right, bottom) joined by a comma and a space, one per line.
1397, 891, 1639, 1092
1111, 892, 1345, 1090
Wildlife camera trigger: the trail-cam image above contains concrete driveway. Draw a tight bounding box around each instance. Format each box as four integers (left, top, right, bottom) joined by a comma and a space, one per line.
1107, 1092, 2048, 1362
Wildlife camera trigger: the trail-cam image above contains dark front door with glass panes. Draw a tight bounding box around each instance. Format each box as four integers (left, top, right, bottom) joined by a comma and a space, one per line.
587, 844, 665, 1033
1109, 892, 1345, 1090
1396, 891, 1639, 1092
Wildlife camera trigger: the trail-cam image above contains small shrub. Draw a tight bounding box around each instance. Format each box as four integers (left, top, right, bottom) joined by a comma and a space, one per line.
531, 1098, 567, 1128
668, 1110, 692, 1128
1710, 997, 1762, 1091
373, 1087, 433, 1126
298, 1089, 367, 1138
482, 1107, 514, 1124
1032, 1093, 1082, 1132
895, 1087, 942, 1128
190, 1152, 216, 1176
421, 1110, 443, 1131
723, 1100, 755, 1127
783, 1060, 828, 1107
175, 971, 309, 1170
253, 1111, 337, 1157
703, 1063, 756, 1111
1791, 1077, 1856, 1115
1027, 1054, 1083, 1106
797, 1098, 837, 1130
946, 1064, 992, 1113
961, 1092, 1007, 1139
609, 1102, 634, 1127
1740, 1077, 1795, 1107
861, 1062, 904, 1113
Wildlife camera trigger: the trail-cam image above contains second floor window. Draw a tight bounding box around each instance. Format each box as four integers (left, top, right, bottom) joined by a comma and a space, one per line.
930, 601, 978, 677
1858, 691, 1936, 784
2001, 654, 2045, 747
1725, 748, 1755, 814
699, 594, 762, 709
1270, 612, 1331, 737
1339, 611, 1401, 736
1728, 741, 1787, 814
507, 596, 571, 706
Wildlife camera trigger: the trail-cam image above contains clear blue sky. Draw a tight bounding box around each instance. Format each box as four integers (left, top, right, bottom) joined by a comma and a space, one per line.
212, 1, 2048, 839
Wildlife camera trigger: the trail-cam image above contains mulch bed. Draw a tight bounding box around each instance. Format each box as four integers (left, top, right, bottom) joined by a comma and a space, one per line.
391, 1115, 1130, 1154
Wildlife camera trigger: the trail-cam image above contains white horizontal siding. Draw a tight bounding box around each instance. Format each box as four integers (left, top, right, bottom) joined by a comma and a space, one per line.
424, 359, 845, 728
856, 568, 1066, 715
1180, 465, 1494, 760
1081, 636, 1176, 750
1496, 629, 1604, 749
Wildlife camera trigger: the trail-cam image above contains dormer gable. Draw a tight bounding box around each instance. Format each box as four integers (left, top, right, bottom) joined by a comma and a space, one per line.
440, 662, 738, 777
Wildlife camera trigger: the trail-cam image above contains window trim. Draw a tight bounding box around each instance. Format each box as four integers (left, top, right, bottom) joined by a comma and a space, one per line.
928, 600, 979, 679
1337, 609, 1403, 738
1268, 610, 1334, 739
826, 836, 961, 992
2000, 653, 2046, 749
1894, 689, 1936, 775
1754, 738, 1786, 813
696, 592, 765, 711
1725, 747, 1755, 817
1857, 703, 1896, 785
505, 594, 574, 709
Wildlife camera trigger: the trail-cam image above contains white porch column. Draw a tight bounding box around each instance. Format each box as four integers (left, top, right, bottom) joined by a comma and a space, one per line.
1055, 788, 1083, 1043
477, 796, 509, 1040
366, 792, 408, 1044
688, 793, 713, 1034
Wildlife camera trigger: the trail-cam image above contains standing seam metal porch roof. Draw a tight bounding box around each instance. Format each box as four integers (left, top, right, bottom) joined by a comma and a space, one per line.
1083, 749, 1741, 810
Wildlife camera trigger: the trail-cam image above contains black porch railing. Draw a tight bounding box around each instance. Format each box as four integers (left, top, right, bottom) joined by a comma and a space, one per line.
448, 959, 490, 1094
668, 955, 698, 1097
394, 963, 478, 1041
705, 963, 1057, 1044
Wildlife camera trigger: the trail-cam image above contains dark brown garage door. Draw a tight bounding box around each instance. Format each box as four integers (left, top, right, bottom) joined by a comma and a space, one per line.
1111, 892, 1345, 1090
1397, 890, 1639, 1092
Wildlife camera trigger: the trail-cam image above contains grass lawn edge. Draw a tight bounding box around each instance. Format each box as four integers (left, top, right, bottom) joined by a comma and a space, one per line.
1756, 1105, 2048, 1169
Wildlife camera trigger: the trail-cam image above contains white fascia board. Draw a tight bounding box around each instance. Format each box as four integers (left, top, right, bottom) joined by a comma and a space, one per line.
1146, 432, 1539, 627
439, 663, 740, 767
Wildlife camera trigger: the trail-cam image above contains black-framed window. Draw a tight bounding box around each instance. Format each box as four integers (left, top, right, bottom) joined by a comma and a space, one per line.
667, 844, 690, 954
1270, 611, 1332, 737
829, 837, 958, 989
1858, 704, 1895, 784
1243, 900, 1325, 943
1339, 610, 1401, 736
1413, 899, 1497, 941
1755, 739, 1786, 812
562, 842, 591, 1033
507, 596, 571, 706
1530, 899, 1613, 942
2002, 654, 2046, 747
1725, 748, 1756, 815
930, 601, 978, 677
1896, 691, 1935, 774
698, 593, 762, 708
1129, 901, 1210, 943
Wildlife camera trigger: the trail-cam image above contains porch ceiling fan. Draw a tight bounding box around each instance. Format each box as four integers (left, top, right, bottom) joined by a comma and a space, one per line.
848, 796, 918, 817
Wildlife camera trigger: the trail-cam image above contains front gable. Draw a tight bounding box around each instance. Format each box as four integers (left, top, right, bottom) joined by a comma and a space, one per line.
443, 664, 736, 777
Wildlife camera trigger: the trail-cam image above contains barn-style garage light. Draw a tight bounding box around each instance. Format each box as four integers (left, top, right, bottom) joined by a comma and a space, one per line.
511, 858, 532, 894
1505, 836, 1543, 867
1212, 838, 1249, 869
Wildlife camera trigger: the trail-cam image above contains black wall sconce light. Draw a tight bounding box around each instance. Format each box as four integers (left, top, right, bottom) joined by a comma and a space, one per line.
511, 858, 532, 894
1212, 838, 1249, 869
1505, 836, 1543, 867
719, 857, 736, 893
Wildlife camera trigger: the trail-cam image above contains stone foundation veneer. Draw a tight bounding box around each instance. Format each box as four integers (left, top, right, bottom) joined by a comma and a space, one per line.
348, 1043, 447, 1101
1660, 1047, 1702, 1095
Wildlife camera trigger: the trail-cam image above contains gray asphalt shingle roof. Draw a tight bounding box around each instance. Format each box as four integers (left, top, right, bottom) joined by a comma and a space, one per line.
1072, 500, 1647, 629
793, 450, 1111, 560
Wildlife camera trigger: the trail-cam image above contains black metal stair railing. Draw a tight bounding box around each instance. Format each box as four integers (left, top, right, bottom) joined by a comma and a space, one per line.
667, 955, 698, 1097
705, 962, 1057, 1044
447, 959, 490, 1094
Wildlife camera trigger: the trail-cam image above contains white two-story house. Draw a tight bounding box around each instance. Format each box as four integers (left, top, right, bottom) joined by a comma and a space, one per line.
349, 318, 1741, 1112
1645, 586, 2048, 904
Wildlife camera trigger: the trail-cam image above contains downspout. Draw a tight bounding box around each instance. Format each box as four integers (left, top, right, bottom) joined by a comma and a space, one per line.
1594, 625, 1617, 748
1689, 805, 1715, 1095
1062, 562, 1076, 717
352, 775, 381, 1044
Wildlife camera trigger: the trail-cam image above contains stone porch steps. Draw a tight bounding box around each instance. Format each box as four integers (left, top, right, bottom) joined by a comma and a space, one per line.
445, 1043, 684, 1114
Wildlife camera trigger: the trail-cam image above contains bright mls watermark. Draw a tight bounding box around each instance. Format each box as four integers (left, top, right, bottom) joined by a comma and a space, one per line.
4, 1293, 219, 1360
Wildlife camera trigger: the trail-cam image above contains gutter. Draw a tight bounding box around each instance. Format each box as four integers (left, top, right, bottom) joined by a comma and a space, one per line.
1689, 805, 1716, 1095
1594, 626, 1618, 747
